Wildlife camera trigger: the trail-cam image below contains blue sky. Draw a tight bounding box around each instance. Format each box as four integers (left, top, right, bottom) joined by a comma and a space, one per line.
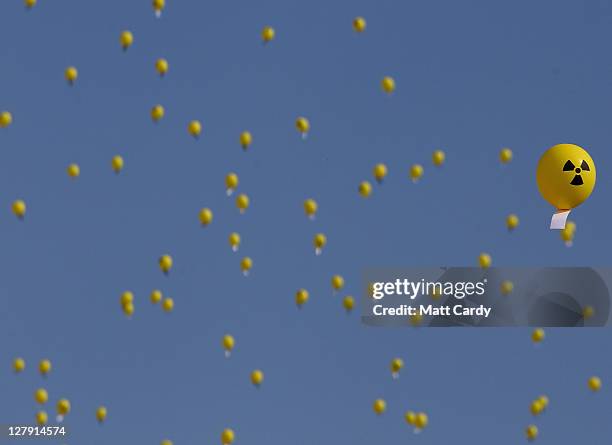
1, 0, 610, 444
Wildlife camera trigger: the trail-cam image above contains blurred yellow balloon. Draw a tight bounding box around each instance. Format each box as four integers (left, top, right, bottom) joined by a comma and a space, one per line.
331, 275, 344, 292
96, 406, 107, 423
506, 214, 519, 231
221, 428, 235, 445
159, 254, 173, 274
296, 288, 309, 307
538, 395, 549, 409
500, 148, 513, 164
229, 232, 241, 252
313, 233, 327, 255
225, 173, 239, 196
13, 357, 25, 373
35, 388, 48, 404
65, 66, 78, 85
530, 399, 544, 416
12, 199, 27, 219
262, 26, 275, 43
352, 16, 366, 32
410, 164, 424, 182
156, 58, 169, 76
150, 290, 162, 304
588, 376, 602, 392
405, 411, 416, 426
39, 359, 51, 376
432, 150, 445, 166
222, 334, 235, 357
478, 253, 492, 269
240, 131, 252, 150
162, 298, 174, 312
151, 105, 165, 122
25, 0, 37, 9
409, 312, 423, 326
381, 76, 395, 94
358, 180, 372, 198
583, 305, 594, 320
560, 224, 575, 247
153, 0, 165, 17
296, 117, 310, 138
36, 411, 48, 426
373, 163, 388, 183
236, 194, 250, 214
67, 163, 80, 178
188, 120, 202, 139
373, 399, 386, 415
241, 257, 253, 276
57, 399, 71, 416
111, 155, 124, 173
161, 440, 173, 445
500, 280, 514, 296
199, 208, 213, 226
343, 295, 355, 312
532, 328, 545, 344
0, 111, 12, 128
120, 291, 134, 306
122, 301, 134, 317
415, 412, 428, 430
526, 424, 538, 441
390, 358, 404, 379
251, 369, 264, 387
304, 198, 318, 219
120, 31, 133, 50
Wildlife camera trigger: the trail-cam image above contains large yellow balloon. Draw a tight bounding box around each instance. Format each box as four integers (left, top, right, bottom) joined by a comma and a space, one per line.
537, 144, 596, 211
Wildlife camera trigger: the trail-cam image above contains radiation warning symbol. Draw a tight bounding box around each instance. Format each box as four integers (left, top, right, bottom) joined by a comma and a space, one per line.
563, 159, 591, 186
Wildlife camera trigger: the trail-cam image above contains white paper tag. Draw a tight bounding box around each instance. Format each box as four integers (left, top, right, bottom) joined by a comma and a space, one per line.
550, 210, 571, 229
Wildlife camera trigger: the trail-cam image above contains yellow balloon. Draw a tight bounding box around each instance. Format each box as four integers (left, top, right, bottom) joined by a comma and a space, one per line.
156, 58, 169, 76
161, 440, 173, 445
240, 131, 252, 150
390, 358, 404, 375
500, 280, 514, 296
153, 0, 165, 17
526, 424, 538, 441
65, 66, 78, 85
221, 428, 235, 445
159, 254, 173, 274
25, 0, 37, 9
262, 26, 275, 43
57, 399, 71, 415
304, 198, 318, 219
39, 359, 51, 376
536, 144, 596, 211
222, 334, 235, 353
588, 376, 602, 392
96, 406, 107, 423
296, 117, 310, 136
415, 412, 428, 429
538, 395, 549, 409
500, 147, 513, 164
410, 313, 423, 326
532, 328, 545, 343
358, 181, 372, 198
12, 199, 27, 219
0, 111, 13, 128
240, 257, 253, 275
120, 291, 134, 306
331, 275, 344, 292
188, 120, 202, 139
120, 31, 134, 50
404, 411, 416, 425
560, 225, 575, 247
373, 163, 388, 183
313, 233, 327, 255
506, 214, 519, 231
225, 173, 239, 195
582, 305, 594, 320
478, 253, 492, 269
251, 369, 264, 386
410, 164, 424, 182
343, 295, 355, 312
112, 155, 124, 173
199, 208, 213, 226
162, 298, 174, 312
228, 232, 241, 252
35, 388, 48, 404
352, 17, 366, 32
373, 398, 386, 415
67, 163, 80, 178
236, 194, 250, 213
432, 150, 446, 166
122, 301, 134, 317
381, 76, 395, 94
13, 357, 26, 373
151, 105, 165, 122
150, 289, 163, 304
36, 411, 48, 426
296, 288, 309, 307
530, 399, 544, 416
